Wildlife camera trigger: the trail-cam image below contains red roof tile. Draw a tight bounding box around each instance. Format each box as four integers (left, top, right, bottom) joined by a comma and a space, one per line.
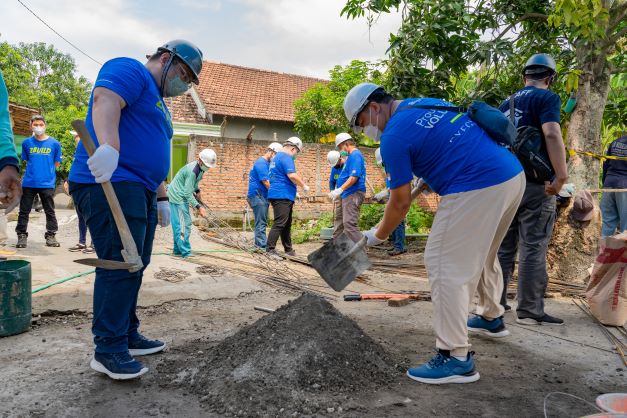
167, 61, 326, 124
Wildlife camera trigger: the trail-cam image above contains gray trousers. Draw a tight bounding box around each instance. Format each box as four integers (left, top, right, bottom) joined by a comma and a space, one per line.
333, 191, 365, 243
498, 181, 556, 318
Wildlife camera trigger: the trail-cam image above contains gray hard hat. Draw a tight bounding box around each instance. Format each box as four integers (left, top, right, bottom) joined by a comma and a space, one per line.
523, 53, 557, 75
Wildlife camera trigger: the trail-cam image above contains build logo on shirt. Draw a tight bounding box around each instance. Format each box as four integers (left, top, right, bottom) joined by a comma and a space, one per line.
29, 146, 53, 155
155, 100, 172, 128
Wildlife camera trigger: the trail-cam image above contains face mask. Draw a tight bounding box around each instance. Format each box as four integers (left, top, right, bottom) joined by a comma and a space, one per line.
33, 127, 45, 136
340, 151, 348, 157
164, 74, 190, 97
363, 108, 381, 142
198, 162, 209, 172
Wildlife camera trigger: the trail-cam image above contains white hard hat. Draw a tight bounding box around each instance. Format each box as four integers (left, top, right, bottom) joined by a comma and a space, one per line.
343, 82, 381, 130
199, 148, 217, 168
327, 150, 340, 167
375, 148, 382, 166
268, 142, 282, 153
284, 136, 302, 151
335, 132, 352, 149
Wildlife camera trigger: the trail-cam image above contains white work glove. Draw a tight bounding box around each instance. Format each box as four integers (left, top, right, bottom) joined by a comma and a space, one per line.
303, 184, 310, 195
374, 190, 388, 203
157, 201, 170, 227
364, 228, 386, 247
87, 144, 119, 183
328, 188, 342, 201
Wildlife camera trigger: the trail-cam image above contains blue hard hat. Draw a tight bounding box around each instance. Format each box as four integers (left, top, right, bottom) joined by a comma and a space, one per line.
158, 40, 203, 84
523, 53, 556, 75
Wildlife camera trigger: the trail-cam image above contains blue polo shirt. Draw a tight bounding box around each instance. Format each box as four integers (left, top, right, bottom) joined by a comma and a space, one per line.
381, 98, 522, 195
336, 149, 366, 199
69, 57, 173, 192
247, 156, 270, 198
21, 136, 62, 188
329, 164, 343, 191
268, 151, 297, 201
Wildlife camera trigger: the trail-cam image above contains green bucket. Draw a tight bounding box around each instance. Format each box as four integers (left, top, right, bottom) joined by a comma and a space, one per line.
0, 260, 32, 337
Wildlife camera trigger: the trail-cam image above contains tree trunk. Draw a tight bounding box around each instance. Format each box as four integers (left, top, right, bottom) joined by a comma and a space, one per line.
547, 41, 612, 284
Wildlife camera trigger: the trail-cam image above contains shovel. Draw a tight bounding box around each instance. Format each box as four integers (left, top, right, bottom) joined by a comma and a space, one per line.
70, 120, 143, 273
307, 232, 371, 291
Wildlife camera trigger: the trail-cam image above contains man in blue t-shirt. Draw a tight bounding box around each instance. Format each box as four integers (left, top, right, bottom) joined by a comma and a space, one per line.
15, 115, 62, 248
266, 137, 310, 258
247, 142, 282, 250
497, 54, 569, 325
344, 83, 525, 385
328, 132, 366, 243
600, 135, 627, 236
68, 40, 203, 380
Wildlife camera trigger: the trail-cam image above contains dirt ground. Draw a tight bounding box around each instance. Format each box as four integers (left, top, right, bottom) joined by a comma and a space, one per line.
0, 208, 625, 417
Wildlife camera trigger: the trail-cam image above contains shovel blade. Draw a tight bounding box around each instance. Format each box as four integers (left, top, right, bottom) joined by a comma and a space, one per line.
307, 233, 371, 291
74, 258, 138, 270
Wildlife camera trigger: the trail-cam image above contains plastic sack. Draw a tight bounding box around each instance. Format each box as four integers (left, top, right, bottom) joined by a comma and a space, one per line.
586, 232, 627, 326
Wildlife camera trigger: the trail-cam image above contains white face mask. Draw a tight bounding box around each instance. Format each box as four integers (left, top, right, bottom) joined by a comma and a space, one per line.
363, 108, 381, 143
33, 127, 45, 136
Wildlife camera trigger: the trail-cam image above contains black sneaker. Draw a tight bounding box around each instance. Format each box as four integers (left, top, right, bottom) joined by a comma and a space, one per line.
516, 314, 564, 326
285, 250, 296, 257
16, 234, 27, 248
90, 351, 148, 380
266, 250, 283, 261
45, 234, 60, 247
388, 248, 407, 256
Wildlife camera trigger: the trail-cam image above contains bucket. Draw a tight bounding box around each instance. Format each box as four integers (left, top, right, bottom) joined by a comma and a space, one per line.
596, 393, 627, 414
0, 260, 32, 337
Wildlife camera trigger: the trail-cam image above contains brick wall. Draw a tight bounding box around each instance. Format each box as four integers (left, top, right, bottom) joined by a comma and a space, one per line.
190, 135, 439, 218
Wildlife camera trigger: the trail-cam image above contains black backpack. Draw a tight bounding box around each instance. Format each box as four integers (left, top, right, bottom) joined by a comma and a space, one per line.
509, 97, 555, 183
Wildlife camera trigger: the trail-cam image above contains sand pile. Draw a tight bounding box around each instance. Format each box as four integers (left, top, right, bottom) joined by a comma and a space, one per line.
158, 293, 403, 416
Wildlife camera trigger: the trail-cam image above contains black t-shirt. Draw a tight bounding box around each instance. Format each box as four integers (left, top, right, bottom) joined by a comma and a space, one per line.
603, 135, 627, 188
499, 86, 561, 131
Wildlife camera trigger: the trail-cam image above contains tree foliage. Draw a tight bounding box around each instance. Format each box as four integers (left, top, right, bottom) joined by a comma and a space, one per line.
0, 39, 91, 178
293, 60, 385, 143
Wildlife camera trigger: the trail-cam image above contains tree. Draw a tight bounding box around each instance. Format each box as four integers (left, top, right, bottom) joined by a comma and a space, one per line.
293, 60, 385, 143
0, 39, 91, 177
342, 0, 626, 190
0, 40, 91, 112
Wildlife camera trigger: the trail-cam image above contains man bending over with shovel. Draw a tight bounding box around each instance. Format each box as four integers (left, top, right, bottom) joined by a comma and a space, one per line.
344, 83, 524, 384
69, 40, 203, 380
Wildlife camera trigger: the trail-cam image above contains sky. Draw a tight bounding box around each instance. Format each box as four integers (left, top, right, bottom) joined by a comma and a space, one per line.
0, 0, 402, 82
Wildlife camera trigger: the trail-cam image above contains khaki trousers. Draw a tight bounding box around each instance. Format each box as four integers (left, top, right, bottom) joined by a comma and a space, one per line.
425, 172, 525, 357
333, 191, 365, 243
0, 213, 6, 245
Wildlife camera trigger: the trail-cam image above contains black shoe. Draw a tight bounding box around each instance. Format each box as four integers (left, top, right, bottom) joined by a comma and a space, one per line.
16, 234, 27, 248
388, 248, 407, 256
285, 250, 296, 257
516, 313, 564, 325
45, 234, 60, 247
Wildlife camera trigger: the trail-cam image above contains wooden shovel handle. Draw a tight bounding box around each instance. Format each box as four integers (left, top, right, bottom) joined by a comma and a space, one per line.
71, 120, 142, 268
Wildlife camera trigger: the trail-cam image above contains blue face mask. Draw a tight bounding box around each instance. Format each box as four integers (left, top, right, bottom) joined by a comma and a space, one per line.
164, 74, 190, 97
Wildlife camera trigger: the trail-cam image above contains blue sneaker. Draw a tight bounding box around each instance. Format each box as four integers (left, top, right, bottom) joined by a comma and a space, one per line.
90, 352, 148, 380
406, 350, 480, 384
128, 335, 166, 356
467, 315, 510, 338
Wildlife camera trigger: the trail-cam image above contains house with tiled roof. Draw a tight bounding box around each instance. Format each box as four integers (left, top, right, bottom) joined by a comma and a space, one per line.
163, 61, 325, 179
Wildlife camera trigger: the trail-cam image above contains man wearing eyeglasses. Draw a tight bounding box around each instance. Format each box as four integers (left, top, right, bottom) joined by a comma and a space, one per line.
68, 40, 203, 380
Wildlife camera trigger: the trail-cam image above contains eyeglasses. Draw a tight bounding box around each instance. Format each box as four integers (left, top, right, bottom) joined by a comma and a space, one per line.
174, 63, 194, 85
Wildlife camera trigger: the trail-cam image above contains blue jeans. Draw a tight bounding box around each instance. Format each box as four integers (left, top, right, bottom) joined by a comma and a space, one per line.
391, 219, 406, 251
600, 191, 627, 237
248, 195, 269, 249
170, 202, 192, 257
76, 205, 88, 245
70, 181, 157, 354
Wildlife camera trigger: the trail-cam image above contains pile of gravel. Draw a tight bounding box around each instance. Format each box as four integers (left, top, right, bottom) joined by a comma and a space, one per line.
158, 293, 403, 416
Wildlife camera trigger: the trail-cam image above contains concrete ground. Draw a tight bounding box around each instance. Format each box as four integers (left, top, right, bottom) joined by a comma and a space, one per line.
0, 208, 625, 417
